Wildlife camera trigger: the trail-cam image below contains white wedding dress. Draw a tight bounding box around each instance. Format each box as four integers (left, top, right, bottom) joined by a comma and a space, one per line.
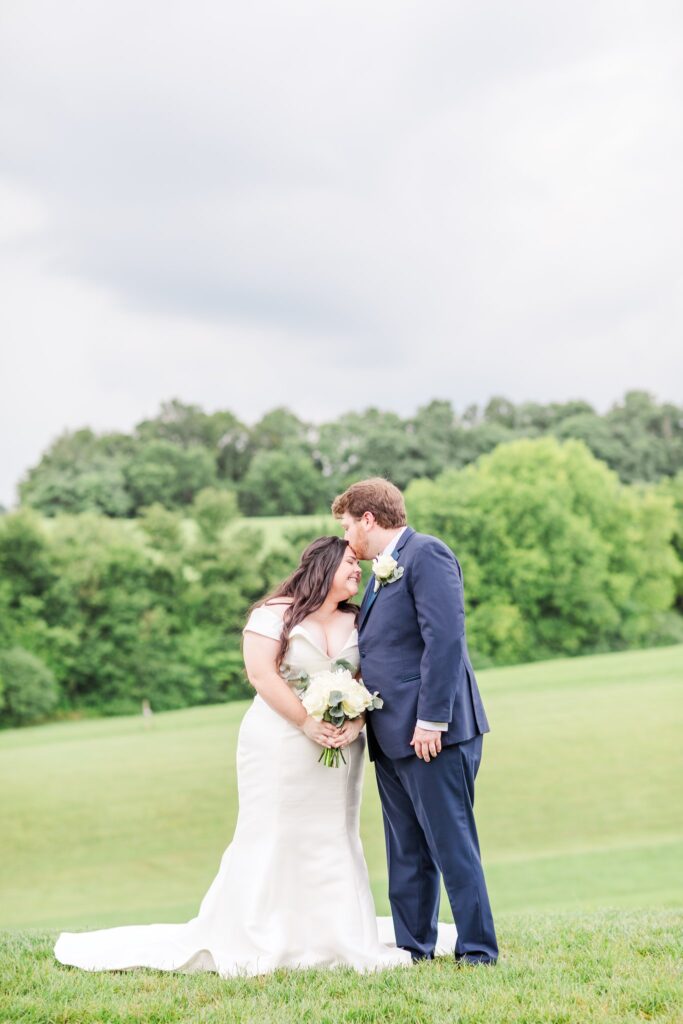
54, 605, 456, 977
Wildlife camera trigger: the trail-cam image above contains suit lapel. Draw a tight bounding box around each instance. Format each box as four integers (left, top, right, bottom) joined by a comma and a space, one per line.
392, 525, 415, 559
359, 527, 415, 630
358, 578, 375, 627
358, 576, 378, 629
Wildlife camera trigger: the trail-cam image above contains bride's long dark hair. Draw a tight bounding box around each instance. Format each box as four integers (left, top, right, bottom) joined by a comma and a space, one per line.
250, 536, 359, 671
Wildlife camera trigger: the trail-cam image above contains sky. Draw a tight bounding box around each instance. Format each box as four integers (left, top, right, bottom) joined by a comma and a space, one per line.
1, 0, 682, 508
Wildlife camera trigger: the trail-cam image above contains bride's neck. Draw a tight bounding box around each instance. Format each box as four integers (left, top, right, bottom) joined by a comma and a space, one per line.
311, 594, 343, 621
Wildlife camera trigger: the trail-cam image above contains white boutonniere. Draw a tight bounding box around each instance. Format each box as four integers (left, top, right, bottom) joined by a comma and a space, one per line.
372, 553, 405, 593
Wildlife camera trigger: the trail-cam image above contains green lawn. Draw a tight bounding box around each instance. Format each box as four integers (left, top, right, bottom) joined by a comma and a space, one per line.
2, 645, 682, 1022
1, 645, 681, 933
3, 911, 682, 1024
42, 512, 340, 553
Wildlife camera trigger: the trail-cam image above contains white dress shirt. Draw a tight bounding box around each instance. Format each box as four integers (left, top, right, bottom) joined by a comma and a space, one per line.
376, 528, 448, 734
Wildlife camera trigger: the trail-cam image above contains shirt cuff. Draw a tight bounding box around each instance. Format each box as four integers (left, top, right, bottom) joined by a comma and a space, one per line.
416, 719, 448, 732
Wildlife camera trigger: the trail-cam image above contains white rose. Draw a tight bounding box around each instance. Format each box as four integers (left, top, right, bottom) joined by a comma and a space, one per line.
341, 681, 368, 717
341, 679, 379, 717
302, 678, 330, 720
373, 554, 398, 580
302, 668, 355, 719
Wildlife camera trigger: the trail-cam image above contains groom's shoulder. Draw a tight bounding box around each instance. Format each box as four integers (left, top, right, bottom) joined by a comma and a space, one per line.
408, 530, 458, 563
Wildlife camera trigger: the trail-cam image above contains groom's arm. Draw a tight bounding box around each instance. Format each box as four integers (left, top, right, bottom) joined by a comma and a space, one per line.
410, 537, 465, 726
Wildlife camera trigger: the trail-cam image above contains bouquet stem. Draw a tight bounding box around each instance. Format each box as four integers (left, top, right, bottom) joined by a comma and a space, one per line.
318, 745, 347, 768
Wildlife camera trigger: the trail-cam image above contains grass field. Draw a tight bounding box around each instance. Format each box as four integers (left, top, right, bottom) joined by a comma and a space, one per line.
42, 512, 339, 553
3, 911, 681, 1024
1, 645, 682, 1021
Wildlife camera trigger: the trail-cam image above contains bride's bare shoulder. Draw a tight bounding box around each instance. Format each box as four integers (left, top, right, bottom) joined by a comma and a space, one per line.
261, 597, 293, 620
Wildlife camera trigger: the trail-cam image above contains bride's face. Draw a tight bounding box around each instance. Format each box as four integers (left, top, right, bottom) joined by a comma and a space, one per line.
330, 547, 362, 601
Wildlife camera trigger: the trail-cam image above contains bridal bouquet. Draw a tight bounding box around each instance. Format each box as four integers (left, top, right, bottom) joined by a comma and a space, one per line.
299, 666, 383, 767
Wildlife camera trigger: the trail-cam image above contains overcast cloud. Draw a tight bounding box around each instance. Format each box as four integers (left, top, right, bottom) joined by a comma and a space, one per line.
1, 0, 682, 507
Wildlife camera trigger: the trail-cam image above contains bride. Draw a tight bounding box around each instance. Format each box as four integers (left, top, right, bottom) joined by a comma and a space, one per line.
54, 536, 455, 978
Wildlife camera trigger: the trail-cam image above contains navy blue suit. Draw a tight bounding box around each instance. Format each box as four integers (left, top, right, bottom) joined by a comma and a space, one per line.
359, 526, 498, 963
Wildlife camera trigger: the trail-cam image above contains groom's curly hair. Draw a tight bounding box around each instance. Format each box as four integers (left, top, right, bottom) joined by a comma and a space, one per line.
331, 477, 407, 528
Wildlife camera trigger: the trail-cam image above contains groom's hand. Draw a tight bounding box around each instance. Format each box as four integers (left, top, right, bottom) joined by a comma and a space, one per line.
410, 726, 442, 762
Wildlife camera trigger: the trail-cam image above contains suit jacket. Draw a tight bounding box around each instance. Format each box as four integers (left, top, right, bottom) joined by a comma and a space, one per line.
359, 526, 490, 761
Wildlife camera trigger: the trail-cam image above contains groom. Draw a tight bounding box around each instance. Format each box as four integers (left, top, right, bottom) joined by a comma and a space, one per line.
332, 477, 498, 964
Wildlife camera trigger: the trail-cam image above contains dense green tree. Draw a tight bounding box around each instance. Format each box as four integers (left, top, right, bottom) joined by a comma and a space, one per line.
36, 514, 268, 715
452, 420, 519, 466
2, 434, 683, 727
135, 399, 251, 481
483, 396, 518, 429
316, 409, 427, 492
409, 400, 458, 478
19, 429, 134, 516
509, 399, 595, 432
248, 408, 312, 457
125, 440, 217, 511
0, 647, 59, 725
0, 509, 56, 603
0, 512, 78, 696
604, 391, 683, 482
190, 487, 240, 540
174, 524, 268, 702
6, 391, 683, 727
555, 392, 683, 485
657, 471, 683, 613
406, 437, 681, 666
238, 451, 327, 515
138, 503, 185, 551
553, 411, 624, 465
17, 392, 683, 519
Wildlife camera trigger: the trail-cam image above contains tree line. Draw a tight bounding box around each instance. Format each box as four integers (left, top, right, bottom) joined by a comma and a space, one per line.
1, 435, 681, 728
14, 390, 683, 518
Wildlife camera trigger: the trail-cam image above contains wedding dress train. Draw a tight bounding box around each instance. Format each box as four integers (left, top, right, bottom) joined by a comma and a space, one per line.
54, 605, 456, 977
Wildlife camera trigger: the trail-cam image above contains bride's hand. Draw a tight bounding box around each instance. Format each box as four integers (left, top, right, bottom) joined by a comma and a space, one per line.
300, 716, 340, 748
334, 717, 365, 749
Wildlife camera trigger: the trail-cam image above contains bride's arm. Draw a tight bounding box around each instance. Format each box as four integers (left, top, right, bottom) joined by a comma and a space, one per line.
242, 632, 340, 747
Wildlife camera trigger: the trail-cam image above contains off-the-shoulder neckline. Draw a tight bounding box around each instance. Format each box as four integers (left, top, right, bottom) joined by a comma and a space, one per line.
255, 605, 358, 660
259, 602, 290, 618
289, 622, 358, 661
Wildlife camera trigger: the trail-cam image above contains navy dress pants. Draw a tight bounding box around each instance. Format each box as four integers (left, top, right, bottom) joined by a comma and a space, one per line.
373, 734, 498, 963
